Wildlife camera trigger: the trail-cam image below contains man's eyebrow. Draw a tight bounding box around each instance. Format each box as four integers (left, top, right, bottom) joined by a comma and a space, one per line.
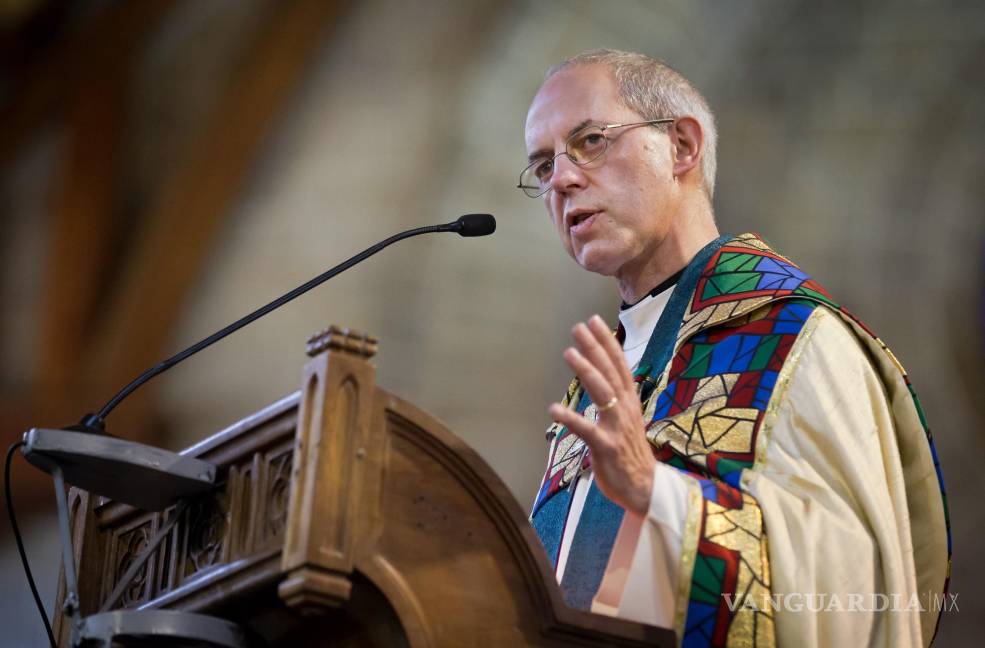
527, 119, 597, 162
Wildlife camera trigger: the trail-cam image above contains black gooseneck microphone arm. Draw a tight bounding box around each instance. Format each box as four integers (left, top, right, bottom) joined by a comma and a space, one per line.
81, 213, 496, 430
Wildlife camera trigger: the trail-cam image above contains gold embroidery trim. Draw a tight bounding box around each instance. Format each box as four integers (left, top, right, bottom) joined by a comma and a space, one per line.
754, 305, 825, 469
674, 478, 704, 642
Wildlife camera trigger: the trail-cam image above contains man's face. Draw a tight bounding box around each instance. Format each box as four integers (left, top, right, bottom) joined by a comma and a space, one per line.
524, 64, 676, 279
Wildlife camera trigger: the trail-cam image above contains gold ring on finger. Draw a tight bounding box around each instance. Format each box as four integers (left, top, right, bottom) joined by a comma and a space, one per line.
597, 396, 618, 412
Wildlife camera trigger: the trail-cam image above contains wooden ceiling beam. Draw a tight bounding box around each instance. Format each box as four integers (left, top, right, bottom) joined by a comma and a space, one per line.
36, 0, 177, 403
83, 0, 349, 434
0, 1, 174, 170
3, 0, 347, 509
0, 2, 178, 510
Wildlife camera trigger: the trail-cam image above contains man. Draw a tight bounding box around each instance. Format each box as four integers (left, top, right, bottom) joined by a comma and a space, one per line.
522, 50, 949, 647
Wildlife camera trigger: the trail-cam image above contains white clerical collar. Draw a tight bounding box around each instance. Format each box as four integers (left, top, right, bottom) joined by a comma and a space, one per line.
618, 282, 676, 371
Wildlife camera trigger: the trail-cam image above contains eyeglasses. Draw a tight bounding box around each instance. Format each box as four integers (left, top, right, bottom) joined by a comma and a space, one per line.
517, 119, 674, 198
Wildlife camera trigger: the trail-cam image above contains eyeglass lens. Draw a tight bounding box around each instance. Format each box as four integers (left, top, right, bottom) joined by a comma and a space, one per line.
519, 125, 609, 197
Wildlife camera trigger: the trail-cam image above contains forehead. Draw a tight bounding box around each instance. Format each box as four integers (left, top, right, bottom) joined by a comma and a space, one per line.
524, 64, 632, 154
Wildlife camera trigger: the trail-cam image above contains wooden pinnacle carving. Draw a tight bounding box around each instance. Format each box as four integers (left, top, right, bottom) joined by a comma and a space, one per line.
305, 325, 378, 359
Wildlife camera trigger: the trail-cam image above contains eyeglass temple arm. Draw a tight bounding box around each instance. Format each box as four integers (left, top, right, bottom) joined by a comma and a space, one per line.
602, 118, 675, 129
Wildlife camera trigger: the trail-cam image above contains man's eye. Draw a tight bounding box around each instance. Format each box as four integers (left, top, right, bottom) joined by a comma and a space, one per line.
534, 160, 554, 180
578, 133, 605, 150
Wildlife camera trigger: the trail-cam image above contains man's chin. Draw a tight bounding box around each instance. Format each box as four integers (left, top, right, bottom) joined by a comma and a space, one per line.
573, 248, 620, 277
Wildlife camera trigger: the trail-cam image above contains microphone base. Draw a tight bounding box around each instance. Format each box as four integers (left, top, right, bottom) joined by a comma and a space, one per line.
22, 427, 217, 511
75, 610, 256, 648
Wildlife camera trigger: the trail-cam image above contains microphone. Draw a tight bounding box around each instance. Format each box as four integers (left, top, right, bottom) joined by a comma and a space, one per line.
78, 213, 497, 432
448, 213, 496, 237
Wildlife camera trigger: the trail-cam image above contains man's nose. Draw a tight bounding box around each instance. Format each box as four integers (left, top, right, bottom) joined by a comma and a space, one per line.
549, 154, 587, 193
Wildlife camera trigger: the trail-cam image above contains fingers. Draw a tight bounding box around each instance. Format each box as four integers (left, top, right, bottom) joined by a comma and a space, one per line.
549, 402, 604, 449
587, 315, 634, 391
571, 315, 634, 394
551, 314, 653, 516
562, 346, 616, 411
571, 322, 621, 394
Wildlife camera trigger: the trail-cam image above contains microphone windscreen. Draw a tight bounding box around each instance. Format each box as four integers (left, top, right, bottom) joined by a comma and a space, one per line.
456, 214, 496, 237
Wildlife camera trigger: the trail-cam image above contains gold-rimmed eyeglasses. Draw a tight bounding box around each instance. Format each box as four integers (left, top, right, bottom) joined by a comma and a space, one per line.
517, 119, 674, 198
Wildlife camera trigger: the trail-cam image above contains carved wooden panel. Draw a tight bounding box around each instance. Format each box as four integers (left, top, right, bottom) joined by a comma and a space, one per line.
65, 396, 297, 616
259, 444, 293, 549
103, 513, 157, 608
182, 491, 229, 577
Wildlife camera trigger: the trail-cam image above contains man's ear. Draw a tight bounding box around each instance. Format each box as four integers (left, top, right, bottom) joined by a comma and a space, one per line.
669, 116, 703, 179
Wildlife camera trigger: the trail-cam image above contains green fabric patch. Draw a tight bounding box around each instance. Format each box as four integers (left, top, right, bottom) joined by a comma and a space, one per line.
793, 285, 838, 308
683, 343, 714, 378
715, 457, 752, 476
691, 553, 726, 605
750, 334, 781, 370
715, 251, 760, 273
668, 455, 688, 471
703, 272, 761, 299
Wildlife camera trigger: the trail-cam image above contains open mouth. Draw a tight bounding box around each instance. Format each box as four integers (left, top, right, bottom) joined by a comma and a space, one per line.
568, 210, 598, 235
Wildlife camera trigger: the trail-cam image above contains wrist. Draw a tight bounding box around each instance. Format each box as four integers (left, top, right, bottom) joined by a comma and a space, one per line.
629, 461, 656, 515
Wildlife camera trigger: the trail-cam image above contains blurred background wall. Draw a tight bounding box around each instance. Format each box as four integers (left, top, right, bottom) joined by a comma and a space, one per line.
1, 0, 982, 645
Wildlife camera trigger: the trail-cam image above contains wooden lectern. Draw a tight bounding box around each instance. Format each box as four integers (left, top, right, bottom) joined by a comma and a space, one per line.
53, 327, 674, 647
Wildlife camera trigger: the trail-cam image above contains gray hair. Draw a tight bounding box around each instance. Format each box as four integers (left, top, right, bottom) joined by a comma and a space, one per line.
547, 49, 717, 198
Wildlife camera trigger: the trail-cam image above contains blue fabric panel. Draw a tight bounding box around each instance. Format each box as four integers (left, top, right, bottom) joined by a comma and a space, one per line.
757, 273, 803, 291
773, 317, 803, 334
709, 335, 741, 374
699, 479, 719, 502
752, 256, 787, 275
753, 370, 779, 410
653, 389, 673, 419
779, 300, 814, 324
754, 257, 808, 292
723, 469, 743, 489
682, 601, 718, 648
531, 487, 573, 569
558, 481, 625, 609
755, 256, 808, 279
733, 335, 761, 371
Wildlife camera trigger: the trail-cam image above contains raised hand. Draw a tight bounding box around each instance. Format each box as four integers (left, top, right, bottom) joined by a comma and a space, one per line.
548, 314, 656, 516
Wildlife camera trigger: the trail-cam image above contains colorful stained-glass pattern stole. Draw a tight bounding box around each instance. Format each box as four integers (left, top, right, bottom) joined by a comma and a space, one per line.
644, 240, 827, 646
670, 233, 950, 644
646, 300, 817, 647
647, 299, 819, 483
681, 478, 773, 648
